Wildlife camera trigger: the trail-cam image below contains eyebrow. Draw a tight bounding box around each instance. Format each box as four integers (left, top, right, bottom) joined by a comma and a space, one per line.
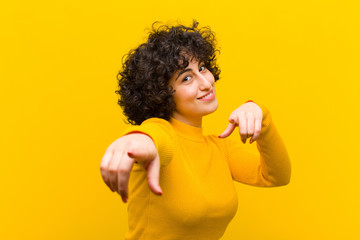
175, 61, 202, 81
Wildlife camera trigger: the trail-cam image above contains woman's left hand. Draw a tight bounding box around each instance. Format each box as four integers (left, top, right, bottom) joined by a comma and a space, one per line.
218, 101, 263, 144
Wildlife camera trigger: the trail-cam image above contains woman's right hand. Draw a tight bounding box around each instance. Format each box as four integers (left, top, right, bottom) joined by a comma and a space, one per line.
100, 133, 162, 203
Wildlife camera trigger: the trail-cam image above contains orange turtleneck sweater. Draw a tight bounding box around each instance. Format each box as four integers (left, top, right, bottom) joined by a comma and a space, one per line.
120, 102, 291, 240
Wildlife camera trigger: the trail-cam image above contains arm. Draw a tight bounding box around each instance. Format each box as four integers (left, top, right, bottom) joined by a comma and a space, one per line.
219, 101, 291, 187
121, 118, 175, 167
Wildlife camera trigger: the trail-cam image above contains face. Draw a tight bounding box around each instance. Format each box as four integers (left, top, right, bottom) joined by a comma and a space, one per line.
168, 58, 218, 126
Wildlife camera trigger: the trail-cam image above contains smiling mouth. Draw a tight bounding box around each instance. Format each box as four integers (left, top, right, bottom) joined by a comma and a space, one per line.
198, 90, 215, 100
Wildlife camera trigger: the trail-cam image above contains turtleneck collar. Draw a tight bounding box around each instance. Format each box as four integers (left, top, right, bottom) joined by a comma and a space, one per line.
169, 117, 205, 142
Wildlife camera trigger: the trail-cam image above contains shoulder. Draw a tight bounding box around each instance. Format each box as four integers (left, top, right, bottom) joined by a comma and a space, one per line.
122, 118, 176, 166
142, 117, 173, 128
121, 117, 175, 138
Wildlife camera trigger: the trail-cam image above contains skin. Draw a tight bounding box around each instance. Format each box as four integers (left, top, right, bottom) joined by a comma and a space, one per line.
168, 59, 219, 127
100, 58, 263, 203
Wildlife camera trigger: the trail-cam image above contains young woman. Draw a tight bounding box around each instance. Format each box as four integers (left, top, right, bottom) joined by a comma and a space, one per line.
100, 21, 291, 240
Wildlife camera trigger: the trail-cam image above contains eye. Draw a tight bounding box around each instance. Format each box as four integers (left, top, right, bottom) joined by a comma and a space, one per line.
199, 65, 206, 72
182, 76, 191, 82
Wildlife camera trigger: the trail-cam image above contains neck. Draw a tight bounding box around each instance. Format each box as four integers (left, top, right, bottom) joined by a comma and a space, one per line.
172, 114, 202, 128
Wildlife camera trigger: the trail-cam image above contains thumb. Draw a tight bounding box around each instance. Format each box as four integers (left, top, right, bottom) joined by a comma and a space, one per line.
218, 122, 236, 138
145, 155, 162, 195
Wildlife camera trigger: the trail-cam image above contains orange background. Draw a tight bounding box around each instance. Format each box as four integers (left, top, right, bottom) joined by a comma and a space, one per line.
1, 0, 359, 239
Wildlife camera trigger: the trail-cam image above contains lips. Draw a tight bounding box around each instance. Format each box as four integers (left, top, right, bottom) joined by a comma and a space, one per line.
197, 89, 215, 100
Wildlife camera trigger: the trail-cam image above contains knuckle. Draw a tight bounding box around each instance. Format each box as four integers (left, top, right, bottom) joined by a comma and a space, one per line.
128, 141, 141, 152
118, 185, 127, 194
117, 167, 129, 175
246, 111, 254, 116
100, 169, 108, 178
127, 139, 136, 146
117, 181, 126, 189
123, 139, 134, 149
108, 167, 118, 173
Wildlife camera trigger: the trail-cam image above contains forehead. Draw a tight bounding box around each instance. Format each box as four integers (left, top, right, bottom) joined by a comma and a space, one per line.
176, 53, 203, 70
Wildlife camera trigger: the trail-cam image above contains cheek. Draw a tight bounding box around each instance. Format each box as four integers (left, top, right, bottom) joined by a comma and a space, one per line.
208, 73, 215, 83
173, 87, 197, 103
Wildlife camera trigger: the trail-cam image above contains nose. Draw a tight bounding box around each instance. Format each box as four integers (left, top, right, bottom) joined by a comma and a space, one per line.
198, 74, 212, 91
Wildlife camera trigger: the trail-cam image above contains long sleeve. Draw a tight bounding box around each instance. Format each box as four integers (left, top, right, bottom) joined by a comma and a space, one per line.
120, 118, 175, 166
224, 102, 291, 187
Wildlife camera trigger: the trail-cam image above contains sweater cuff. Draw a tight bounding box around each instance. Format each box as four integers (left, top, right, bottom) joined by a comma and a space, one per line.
121, 118, 174, 167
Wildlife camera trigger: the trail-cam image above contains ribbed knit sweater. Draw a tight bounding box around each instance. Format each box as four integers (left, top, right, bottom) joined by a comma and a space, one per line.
121, 102, 291, 240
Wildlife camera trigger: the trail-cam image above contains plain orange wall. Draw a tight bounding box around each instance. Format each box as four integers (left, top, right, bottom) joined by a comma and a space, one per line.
1, 0, 359, 239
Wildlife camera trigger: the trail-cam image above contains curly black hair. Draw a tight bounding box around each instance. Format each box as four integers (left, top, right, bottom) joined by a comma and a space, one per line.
116, 20, 221, 125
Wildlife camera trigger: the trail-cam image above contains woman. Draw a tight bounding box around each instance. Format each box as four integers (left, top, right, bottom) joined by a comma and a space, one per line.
100, 21, 291, 240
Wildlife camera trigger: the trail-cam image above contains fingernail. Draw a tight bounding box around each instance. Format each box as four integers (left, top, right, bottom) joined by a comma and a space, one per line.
249, 140, 253, 144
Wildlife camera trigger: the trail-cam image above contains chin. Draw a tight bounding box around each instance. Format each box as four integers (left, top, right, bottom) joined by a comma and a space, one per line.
203, 100, 218, 116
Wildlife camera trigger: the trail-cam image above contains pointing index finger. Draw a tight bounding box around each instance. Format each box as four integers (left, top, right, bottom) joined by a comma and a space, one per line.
146, 155, 162, 195
218, 122, 236, 138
